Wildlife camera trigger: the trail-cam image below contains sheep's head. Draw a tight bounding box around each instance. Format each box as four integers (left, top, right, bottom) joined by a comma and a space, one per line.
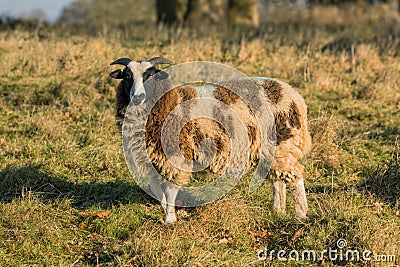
109, 57, 173, 106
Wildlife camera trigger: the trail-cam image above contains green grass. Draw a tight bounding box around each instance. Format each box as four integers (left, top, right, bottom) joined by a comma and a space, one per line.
0, 3, 399, 266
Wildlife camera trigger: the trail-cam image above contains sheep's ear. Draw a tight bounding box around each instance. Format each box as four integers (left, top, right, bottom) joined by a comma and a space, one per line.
154, 70, 169, 80
109, 69, 123, 79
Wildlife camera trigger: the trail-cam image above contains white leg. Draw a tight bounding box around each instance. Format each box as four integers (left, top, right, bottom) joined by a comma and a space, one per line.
290, 178, 308, 219
272, 180, 286, 213
164, 181, 181, 224
150, 175, 166, 212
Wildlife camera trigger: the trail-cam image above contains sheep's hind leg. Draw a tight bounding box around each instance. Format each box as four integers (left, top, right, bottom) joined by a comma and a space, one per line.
164, 181, 181, 224
150, 175, 166, 212
290, 178, 308, 219
272, 180, 286, 214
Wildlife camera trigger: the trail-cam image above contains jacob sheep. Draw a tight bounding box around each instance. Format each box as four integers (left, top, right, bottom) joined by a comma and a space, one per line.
109, 57, 312, 224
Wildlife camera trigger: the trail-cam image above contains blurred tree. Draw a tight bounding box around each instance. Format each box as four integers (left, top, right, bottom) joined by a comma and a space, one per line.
155, 0, 188, 24
58, 0, 88, 25
227, 0, 259, 27
156, 0, 259, 28
20, 9, 46, 22
58, 0, 155, 28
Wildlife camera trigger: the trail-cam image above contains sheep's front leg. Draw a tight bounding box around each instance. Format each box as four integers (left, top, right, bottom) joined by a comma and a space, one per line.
150, 175, 166, 212
164, 182, 181, 224
289, 178, 308, 219
272, 180, 286, 213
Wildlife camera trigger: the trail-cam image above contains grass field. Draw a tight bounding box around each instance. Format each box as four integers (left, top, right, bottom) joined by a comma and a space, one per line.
0, 3, 399, 266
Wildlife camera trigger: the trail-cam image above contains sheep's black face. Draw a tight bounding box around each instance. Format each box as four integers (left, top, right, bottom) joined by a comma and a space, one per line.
122, 68, 134, 97
110, 67, 133, 92
110, 61, 156, 106
110, 57, 172, 131
142, 67, 157, 82
110, 57, 172, 106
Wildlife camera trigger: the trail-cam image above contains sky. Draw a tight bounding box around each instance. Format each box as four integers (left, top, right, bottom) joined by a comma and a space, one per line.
0, 0, 75, 22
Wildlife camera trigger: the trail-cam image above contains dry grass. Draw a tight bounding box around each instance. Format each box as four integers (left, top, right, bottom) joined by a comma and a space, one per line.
0, 3, 399, 266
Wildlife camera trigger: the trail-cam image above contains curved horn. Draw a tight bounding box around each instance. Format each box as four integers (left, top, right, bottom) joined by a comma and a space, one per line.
148, 57, 173, 66
110, 58, 132, 66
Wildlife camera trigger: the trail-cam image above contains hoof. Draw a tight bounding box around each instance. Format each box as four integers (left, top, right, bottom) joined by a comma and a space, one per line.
164, 213, 177, 224
273, 206, 286, 214
295, 211, 308, 221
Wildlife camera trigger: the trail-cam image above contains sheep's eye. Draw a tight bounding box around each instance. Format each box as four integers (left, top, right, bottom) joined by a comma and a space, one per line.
143, 71, 153, 82
124, 72, 132, 80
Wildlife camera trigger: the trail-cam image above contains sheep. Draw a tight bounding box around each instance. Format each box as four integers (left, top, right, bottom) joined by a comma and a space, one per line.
109, 57, 312, 224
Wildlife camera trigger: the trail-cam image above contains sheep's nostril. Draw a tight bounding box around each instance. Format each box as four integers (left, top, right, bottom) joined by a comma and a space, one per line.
132, 93, 145, 105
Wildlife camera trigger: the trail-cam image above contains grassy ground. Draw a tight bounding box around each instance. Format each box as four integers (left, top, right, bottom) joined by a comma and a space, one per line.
0, 3, 399, 267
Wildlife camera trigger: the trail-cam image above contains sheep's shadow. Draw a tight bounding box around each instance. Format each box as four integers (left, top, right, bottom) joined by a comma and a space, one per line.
361, 125, 399, 148
357, 162, 399, 208
0, 163, 156, 209
357, 139, 399, 207
306, 166, 399, 208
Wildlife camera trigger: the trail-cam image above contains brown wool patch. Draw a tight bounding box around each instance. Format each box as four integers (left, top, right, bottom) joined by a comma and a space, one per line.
179, 121, 202, 161
178, 85, 197, 117
205, 120, 231, 175
262, 80, 283, 104
178, 86, 197, 102
144, 86, 203, 179
176, 86, 198, 161
214, 85, 240, 106
146, 88, 181, 129
246, 124, 261, 169
288, 101, 301, 129
275, 112, 292, 144
145, 88, 181, 167
247, 125, 258, 144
